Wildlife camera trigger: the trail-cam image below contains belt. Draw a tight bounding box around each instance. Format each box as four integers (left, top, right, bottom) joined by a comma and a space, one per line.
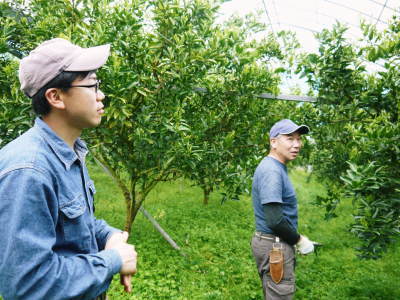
254, 231, 277, 241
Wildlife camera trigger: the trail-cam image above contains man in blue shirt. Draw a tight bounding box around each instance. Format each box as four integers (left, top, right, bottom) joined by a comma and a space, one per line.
0, 38, 137, 299
251, 119, 315, 300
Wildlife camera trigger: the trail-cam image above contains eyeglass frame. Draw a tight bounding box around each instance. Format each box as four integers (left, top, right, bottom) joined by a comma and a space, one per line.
68, 80, 101, 94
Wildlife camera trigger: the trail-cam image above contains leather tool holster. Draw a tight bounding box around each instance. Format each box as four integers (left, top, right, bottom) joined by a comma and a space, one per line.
269, 242, 284, 284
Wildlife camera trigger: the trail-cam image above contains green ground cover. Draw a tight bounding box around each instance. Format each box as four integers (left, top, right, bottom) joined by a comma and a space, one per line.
0, 164, 398, 300
90, 163, 400, 300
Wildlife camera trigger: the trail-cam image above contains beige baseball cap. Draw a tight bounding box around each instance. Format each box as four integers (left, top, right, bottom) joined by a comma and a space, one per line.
19, 38, 110, 97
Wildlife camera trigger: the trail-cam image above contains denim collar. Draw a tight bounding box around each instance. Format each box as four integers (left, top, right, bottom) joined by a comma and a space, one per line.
34, 117, 88, 170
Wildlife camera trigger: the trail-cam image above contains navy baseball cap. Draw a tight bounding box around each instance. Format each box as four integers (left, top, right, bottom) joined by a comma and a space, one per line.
269, 119, 310, 138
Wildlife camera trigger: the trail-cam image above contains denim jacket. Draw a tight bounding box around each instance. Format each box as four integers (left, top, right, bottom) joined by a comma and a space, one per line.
0, 118, 122, 300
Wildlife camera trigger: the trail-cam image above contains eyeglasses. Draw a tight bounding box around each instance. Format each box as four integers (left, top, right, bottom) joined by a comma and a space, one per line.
69, 80, 101, 94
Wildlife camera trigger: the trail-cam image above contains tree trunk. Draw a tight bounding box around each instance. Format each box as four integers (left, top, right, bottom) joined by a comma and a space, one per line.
93, 157, 182, 251
124, 210, 133, 233
203, 187, 210, 205
93, 156, 138, 233
125, 207, 141, 233
124, 191, 143, 234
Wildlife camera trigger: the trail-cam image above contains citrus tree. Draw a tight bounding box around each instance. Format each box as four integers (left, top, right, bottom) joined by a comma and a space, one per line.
89, 0, 289, 227
1, 0, 289, 232
0, 3, 34, 147
176, 15, 287, 205
298, 19, 400, 258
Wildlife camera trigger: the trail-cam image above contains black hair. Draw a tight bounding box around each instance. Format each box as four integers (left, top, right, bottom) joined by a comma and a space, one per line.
31, 71, 92, 116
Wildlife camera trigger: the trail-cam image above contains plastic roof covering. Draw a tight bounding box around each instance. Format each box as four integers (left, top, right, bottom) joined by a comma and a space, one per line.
220, 0, 400, 52
220, 0, 399, 93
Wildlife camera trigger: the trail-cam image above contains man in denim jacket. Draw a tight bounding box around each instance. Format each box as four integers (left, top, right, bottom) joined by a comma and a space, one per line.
0, 38, 137, 300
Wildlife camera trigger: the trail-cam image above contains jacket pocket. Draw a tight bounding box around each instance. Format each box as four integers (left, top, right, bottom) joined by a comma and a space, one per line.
59, 194, 91, 252
60, 195, 86, 218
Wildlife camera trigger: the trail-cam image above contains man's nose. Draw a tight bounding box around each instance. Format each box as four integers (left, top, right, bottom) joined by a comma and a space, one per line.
293, 139, 301, 147
97, 89, 105, 101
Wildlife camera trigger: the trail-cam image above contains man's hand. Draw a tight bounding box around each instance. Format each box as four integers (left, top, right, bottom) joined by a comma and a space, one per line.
114, 242, 137, 275
105, 231, 137, 292
296, 235, 314, 255
120, 274, 132, 292
105, 231, 130, 249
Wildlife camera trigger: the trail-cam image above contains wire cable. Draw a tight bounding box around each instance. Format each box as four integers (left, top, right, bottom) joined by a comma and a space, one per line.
262, 0, 275, 36
271, 0, 280, 29
365, 0, 397, 12
321, 0, 388, 24
375, 0, 389, 26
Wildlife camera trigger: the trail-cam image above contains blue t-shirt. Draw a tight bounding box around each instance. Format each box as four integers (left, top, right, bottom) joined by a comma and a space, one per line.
252, 156, 298, 234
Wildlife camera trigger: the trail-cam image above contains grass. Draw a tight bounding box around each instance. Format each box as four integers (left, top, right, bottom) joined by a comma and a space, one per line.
90, 163, 400, 300
0, 162, 398, 300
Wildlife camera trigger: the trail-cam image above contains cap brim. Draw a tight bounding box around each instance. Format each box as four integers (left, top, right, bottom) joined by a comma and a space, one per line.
65, 44, 110, 71
281, 125, 310, 135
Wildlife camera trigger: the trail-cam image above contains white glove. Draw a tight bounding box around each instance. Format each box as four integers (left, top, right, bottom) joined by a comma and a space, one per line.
296, 235, 314, 255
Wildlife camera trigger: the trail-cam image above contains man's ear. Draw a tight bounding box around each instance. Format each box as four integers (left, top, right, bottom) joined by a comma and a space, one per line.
45, 88, 66, 110
270, 138, 277, 150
